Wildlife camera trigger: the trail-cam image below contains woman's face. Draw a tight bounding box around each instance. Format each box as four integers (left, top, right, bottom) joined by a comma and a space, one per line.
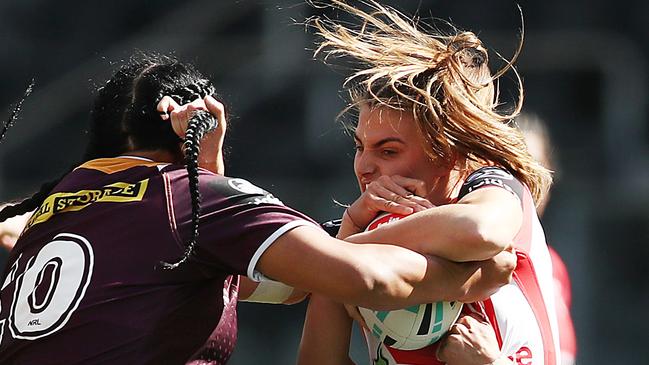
354, 105, 452, 203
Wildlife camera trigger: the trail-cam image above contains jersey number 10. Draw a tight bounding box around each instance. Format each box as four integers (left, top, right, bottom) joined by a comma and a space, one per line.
0, 233, 94, 345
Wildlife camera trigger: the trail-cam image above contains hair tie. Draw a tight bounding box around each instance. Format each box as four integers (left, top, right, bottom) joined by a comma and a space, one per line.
446, 33, 488, 69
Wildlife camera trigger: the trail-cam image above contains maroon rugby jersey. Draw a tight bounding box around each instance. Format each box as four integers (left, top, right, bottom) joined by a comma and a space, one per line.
0, 156, 317, 364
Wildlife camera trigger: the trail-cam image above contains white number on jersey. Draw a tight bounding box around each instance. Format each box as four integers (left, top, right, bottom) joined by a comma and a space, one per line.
0, 233, 94, 344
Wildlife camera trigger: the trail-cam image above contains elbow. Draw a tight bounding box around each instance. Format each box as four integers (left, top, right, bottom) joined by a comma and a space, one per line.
458, 249, 517, 302
452, 204, 517, 261
348, 263, 411, 310
471, 220, 512, 259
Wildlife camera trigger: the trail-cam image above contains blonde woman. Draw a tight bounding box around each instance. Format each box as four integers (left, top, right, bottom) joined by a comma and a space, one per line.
299, 1, 559, 365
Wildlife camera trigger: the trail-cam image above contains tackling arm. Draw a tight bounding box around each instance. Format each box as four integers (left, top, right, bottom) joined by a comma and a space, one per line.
256, 225, 515, 310
346, 187, 523, 262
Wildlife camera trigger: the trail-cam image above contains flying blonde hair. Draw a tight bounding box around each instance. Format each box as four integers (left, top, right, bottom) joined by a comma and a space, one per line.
310, 0, 552, 204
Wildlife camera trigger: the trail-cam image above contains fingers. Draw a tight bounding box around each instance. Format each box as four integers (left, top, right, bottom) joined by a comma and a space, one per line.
364, 176, 433, 215
390, 175, 429, 198
171, 98, 208, 123
465, 310, 489, 324
438, 312, 503, 365
455, 312, 487, 328
157, 96, 180, 121
377, 176, 432, 210
370, 184, 416, 215
349, 174, 433, 227
436, 322, 469, 363
436, 330, 464, 363
204, 95, 226, 127
158, 96, 210, 138
454, 316, 477, 333
377, 175, 415, 197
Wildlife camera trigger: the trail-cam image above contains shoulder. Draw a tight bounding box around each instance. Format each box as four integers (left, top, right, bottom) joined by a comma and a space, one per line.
204, 175, 286, 208
458, 166, 526, 202
208, 176, 281, 202
163, 166, 284, 205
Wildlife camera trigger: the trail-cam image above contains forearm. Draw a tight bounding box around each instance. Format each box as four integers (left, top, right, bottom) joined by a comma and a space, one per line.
298, 295, 355, 365
351, 247, 509, 309
347, 203, 510, 262
406, 253, 514, 305
257, 226, 513, 309
198, 141, 225, 174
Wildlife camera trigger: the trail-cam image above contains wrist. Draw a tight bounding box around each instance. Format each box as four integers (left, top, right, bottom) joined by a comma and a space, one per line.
343, 209, 363, 231
345, 202, 376, 229
336, 209, 363, 239
197, 158, 218, 173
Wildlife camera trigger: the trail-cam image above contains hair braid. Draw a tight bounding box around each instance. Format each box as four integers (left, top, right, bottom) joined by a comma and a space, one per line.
0, 170, 71, 223
115, 55, 220, 269
1, 80, 35, 144
0, 79, 63, 224
160, 110, 218, 269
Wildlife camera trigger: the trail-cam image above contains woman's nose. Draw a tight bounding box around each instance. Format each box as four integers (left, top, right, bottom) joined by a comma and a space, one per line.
355, 152, 378, 181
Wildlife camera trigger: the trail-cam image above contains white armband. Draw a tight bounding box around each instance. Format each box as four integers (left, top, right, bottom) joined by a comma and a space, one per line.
242, 280, 295, 304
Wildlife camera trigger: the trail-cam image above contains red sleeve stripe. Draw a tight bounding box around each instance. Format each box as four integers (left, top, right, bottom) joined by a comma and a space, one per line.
513, 252, 558, 365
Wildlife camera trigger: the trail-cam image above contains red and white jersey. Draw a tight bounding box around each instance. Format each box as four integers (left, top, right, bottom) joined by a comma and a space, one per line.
362, 167, 560, 365
548, 246, 577, 365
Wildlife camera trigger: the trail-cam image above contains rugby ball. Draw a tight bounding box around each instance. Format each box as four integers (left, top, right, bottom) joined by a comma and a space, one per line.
358, 212, 463, 350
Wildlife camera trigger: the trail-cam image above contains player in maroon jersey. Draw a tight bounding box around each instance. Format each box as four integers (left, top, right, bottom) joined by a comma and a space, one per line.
0, 53, 515, 364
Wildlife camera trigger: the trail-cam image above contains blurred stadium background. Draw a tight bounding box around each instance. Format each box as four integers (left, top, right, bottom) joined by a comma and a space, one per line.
0, 0, 647, 363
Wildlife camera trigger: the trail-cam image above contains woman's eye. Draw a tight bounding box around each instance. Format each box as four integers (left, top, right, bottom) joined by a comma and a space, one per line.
354, 145, 363, 152
382, 149, 397, 156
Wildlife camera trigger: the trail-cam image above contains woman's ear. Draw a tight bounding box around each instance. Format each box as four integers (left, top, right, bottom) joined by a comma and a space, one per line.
428, 149, 457, 171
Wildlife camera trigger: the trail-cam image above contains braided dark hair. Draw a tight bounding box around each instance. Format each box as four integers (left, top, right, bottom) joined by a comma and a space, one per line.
0, 62, 160, 224
0, 60, 157, 225
0, 178, 63, 222
0, 53, 220, 269
161, 111, 217, 269
0, 63, 153, 224
84, 58, 154, 160
1, 79, 35, 144
119, 55, 218, 268
0, 80, 44, 222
